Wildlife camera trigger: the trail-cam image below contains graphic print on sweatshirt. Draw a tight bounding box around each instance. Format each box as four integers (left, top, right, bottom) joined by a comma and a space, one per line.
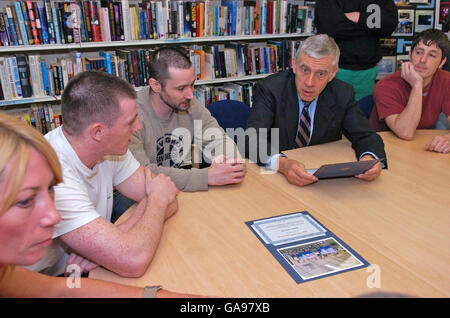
156, 133, 184, 167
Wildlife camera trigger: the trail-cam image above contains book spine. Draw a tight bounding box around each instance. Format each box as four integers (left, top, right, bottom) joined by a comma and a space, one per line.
14, 2, 30, 45
38, 5, 50, 44
0, 12, 9, 46
20, 1, 34, 44
40, 60, 49, 95
89, 0, 100, 42
0, 57, 13, 99
43, 0, 55, 43
8, 57, 23, 98
51, 7, 61, 44
113, 3, 121, 41
25, 1, 40, 44
16, 54, 32, 98
99, 51, 112, 74
31, 2, 43, 44
82, 1, 92, 41
70, 2, 81, 43
4, 11, 18, 46
121, 0, 130, 41
9, 5, 23, 45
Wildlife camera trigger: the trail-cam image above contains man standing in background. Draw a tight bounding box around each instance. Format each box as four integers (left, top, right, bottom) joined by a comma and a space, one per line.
315, 0, 398, 101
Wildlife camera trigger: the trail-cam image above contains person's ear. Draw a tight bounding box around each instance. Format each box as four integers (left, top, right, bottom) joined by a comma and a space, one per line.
439, 57, 447, 69
292, 57, 297, 74
149, 78, 162, 93
89, 123, 105, 142
328, 66, 338, 82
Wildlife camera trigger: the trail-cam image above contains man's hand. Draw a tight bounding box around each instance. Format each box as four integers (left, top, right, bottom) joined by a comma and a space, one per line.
426, 134, 450, 153
401, 61, 423, 89
144, 167, 179, 219
345, 11, 360, 23
278, 157, 318, 186
355, 155, 382, 181
65, 252, 98, 275
208, 155, 246, 186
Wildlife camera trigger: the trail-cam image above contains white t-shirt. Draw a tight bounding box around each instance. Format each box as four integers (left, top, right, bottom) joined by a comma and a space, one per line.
26, 126, 140, 276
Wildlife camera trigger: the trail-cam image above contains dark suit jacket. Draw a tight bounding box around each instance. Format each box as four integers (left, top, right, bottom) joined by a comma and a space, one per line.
245, 69, 387, 166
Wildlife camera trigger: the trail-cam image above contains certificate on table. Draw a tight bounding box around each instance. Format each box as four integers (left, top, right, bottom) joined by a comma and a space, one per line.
246, 211, 369, 284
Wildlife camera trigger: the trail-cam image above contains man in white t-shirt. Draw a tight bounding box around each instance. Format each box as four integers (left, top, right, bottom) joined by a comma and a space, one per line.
27, 71, 179, 278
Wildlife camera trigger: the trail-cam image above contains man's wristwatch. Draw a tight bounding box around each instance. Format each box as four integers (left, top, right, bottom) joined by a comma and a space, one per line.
142, 285, 162, 298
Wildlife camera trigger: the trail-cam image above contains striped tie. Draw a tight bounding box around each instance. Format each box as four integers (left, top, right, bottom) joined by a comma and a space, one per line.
296, 101, 311, 148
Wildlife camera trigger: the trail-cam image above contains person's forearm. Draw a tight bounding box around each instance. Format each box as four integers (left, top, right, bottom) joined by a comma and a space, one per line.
0, 266, 144, 298
114, 198, 146, 232
115, 196, 167, 277
389, 85, 423, 140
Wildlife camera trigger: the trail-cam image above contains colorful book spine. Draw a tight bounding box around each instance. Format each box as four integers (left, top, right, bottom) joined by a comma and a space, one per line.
0, 12, 9, 46
38, 5, 50, 44
52, 7, 61, 44
89, 0, 101, 42
16, 54, 32, 98
14, 2, 30, 45
99, 51, 112, 74
40, 60, 49, 95
43, 0, 55, 44
25, 1, 40, 44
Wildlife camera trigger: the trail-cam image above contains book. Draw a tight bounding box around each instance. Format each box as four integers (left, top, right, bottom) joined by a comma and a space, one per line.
28, 54, 45, 97
25, 1, 40, 44
89, 0, 101, 42
43, 0, 56, 44
14, 2, 30, 45
0, 57, 13, 100
38, 4, 50, 44
99, 51, 112, 74
6, 56, 22, 98
0, 12, 9, 46
306, 159, 382, 180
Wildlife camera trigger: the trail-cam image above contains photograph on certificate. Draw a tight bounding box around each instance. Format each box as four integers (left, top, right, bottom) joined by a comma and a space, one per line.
277, 237, 364, 281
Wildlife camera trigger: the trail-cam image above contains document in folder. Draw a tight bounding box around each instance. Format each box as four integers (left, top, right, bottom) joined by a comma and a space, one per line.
308, 159, 381, 179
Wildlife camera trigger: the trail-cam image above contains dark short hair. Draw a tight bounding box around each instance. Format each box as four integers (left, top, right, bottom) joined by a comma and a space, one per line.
61, 71, 136, 136
147, 47, 192, 87
412, 29, 450, 61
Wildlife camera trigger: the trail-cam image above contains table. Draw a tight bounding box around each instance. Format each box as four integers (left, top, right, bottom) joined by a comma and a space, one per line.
90, 130, 449, 297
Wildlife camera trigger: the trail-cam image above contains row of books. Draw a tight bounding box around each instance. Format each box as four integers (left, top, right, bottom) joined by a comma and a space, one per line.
3, 103, 63, 135
0, 0, 315, 47
194, 80, 256, 107
0, 39, 301, 100
190, 39, 301, 80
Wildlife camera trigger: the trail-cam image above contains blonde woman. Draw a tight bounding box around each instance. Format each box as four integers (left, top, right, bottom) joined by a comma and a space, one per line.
0, 113, 203, 298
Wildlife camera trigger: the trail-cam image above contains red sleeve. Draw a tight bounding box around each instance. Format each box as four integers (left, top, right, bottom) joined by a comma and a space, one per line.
440, 72, 450, 118
373, 73, 409, 120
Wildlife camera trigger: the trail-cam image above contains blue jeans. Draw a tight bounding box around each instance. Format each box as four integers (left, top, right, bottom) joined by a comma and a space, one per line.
111, 191, 135, 223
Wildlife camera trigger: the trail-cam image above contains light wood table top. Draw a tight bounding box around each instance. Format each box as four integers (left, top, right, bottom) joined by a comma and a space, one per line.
90, 130, 449, 297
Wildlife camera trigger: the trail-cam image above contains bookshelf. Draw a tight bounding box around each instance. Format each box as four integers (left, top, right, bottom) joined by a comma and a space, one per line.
378, 0, 443, 80
0, 0, 316, 132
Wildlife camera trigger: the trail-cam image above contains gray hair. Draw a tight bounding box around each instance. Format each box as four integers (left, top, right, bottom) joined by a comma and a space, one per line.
295, 34, 340, 70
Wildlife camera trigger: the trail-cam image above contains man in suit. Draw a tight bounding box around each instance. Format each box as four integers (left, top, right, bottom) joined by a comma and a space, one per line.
246, 34, 386, 187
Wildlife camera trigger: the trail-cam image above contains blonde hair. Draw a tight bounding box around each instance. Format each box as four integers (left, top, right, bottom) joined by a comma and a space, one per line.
0, 112, 63, 214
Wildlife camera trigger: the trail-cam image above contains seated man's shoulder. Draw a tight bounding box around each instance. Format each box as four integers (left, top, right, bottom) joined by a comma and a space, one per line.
374, 72, 403, 91
326, 78, 355, 100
